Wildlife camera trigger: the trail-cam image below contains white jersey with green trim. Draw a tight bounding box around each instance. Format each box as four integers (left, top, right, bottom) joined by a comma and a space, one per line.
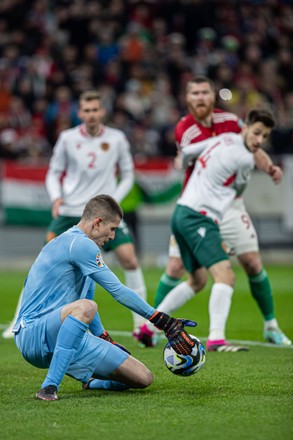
46, 123, 134, 216
178, 133, 255, 223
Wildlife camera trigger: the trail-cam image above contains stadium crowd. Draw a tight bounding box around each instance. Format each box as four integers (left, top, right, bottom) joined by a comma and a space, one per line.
0, 0, 292, 160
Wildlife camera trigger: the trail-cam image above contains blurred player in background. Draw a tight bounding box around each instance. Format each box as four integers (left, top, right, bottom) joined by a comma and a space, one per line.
3, 90, 147, 339
13, 195, 197, 400
135, 77, 291, 350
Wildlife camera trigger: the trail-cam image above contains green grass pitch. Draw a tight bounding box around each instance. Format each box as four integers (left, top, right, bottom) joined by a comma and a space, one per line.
0, 265, 292, 440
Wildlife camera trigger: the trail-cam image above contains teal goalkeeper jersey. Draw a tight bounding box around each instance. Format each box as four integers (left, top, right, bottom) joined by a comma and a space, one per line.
13, 226, 155, 330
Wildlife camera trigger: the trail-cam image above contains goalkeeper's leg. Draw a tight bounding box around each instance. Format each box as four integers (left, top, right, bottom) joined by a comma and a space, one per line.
83, 356, 153, 391
82, 378, 129, 390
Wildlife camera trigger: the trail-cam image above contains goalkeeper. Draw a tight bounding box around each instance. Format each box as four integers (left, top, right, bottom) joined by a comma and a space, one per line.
12, 194, 197, 401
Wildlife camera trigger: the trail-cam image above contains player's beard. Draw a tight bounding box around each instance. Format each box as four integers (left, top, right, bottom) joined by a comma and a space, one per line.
190, 101, 214, 121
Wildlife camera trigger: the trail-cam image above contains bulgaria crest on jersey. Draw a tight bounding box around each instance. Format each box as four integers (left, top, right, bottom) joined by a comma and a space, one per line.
96, 251, 105, 267
101, 142, 109, 151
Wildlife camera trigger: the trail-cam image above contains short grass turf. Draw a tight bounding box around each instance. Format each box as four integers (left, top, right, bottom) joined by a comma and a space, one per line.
0, 265, 292, 440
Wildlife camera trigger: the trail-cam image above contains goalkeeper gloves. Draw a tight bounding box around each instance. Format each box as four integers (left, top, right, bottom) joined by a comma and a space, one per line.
149, 311, 197, 355
99, 330, 131, 355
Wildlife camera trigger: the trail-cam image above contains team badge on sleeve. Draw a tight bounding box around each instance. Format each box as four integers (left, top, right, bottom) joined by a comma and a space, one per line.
96, 251, 105, 267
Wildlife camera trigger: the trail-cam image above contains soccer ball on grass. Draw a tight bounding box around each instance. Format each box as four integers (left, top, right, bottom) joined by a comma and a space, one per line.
163, 334, 206, 376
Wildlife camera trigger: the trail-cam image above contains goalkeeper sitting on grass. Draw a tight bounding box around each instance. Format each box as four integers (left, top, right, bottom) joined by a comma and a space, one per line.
13, 194, 197, 401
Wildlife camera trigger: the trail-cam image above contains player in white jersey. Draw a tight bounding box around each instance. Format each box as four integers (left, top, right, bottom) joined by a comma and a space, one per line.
45, 116, 134, 219
179, 135, 253, 219
13, 195, 197, 401
137, 109, 288, 351
3, 91, 146, 339
171, 109, 278, 351
135, 77, 291, 349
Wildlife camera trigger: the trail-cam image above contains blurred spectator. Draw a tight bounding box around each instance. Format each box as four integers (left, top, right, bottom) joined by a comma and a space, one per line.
150, 75, 176, 129
119, 22, 147, 67
130, 123, 158, 158
1, 96, 32, 132
165, 32, 187, 96
190, 27, 220, 76
222, 75, 267, 120
271, 91, 293, 155
0, 128, 19, 159
45, 86, 79, 144
0, 61, 12, 115
31, 98, 48, 138
121, 79, 151, 122
0, 0, 291, 159
221, 35, 240, 70
96, 28, 120, 66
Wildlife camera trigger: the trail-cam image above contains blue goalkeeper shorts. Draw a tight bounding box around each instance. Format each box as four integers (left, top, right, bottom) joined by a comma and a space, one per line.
14, 307, 129, 384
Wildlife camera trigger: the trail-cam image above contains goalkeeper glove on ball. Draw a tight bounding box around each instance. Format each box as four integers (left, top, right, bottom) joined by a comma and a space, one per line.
149, 311, 197, 355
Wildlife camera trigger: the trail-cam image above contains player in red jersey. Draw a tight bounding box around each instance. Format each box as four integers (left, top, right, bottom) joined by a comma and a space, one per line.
134, 76, 291, 351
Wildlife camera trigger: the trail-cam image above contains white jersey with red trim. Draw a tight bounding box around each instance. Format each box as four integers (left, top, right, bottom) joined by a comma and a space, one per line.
178, 133, 255, 223
46, 123, 134, 216
175, 108, 242, 189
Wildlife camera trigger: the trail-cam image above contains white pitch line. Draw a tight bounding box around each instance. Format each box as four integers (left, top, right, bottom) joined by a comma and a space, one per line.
106, 330, 293, 349
1, 324, 292, 349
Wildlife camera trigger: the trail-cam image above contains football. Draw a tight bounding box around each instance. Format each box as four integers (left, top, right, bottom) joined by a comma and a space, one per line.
163, 335, 206, 376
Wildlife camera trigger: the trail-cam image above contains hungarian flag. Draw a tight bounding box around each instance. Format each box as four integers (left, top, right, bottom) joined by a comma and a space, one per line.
2, 161, 51, 226
1, 158, 183, 226
134, 157, 183, 204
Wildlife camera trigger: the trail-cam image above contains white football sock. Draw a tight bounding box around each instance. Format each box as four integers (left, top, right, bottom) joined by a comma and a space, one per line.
158, 281, 195, 314
208, 283, 233, 341
264, 318, 278, 330
146, 281, 196, 334
125, 268, 147, 330
2, 288, 24, 338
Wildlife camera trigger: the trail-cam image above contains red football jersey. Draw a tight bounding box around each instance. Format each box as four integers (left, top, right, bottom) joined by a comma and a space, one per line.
175, 108, 242, 188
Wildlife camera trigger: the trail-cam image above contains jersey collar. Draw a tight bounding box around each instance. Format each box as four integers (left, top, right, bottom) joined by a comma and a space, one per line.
79, 123, 105, 138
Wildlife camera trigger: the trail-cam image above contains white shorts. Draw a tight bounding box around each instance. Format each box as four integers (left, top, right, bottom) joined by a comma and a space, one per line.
220, 198, 259, 256
168, 198, 259, 258
168, 233, 182, 258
